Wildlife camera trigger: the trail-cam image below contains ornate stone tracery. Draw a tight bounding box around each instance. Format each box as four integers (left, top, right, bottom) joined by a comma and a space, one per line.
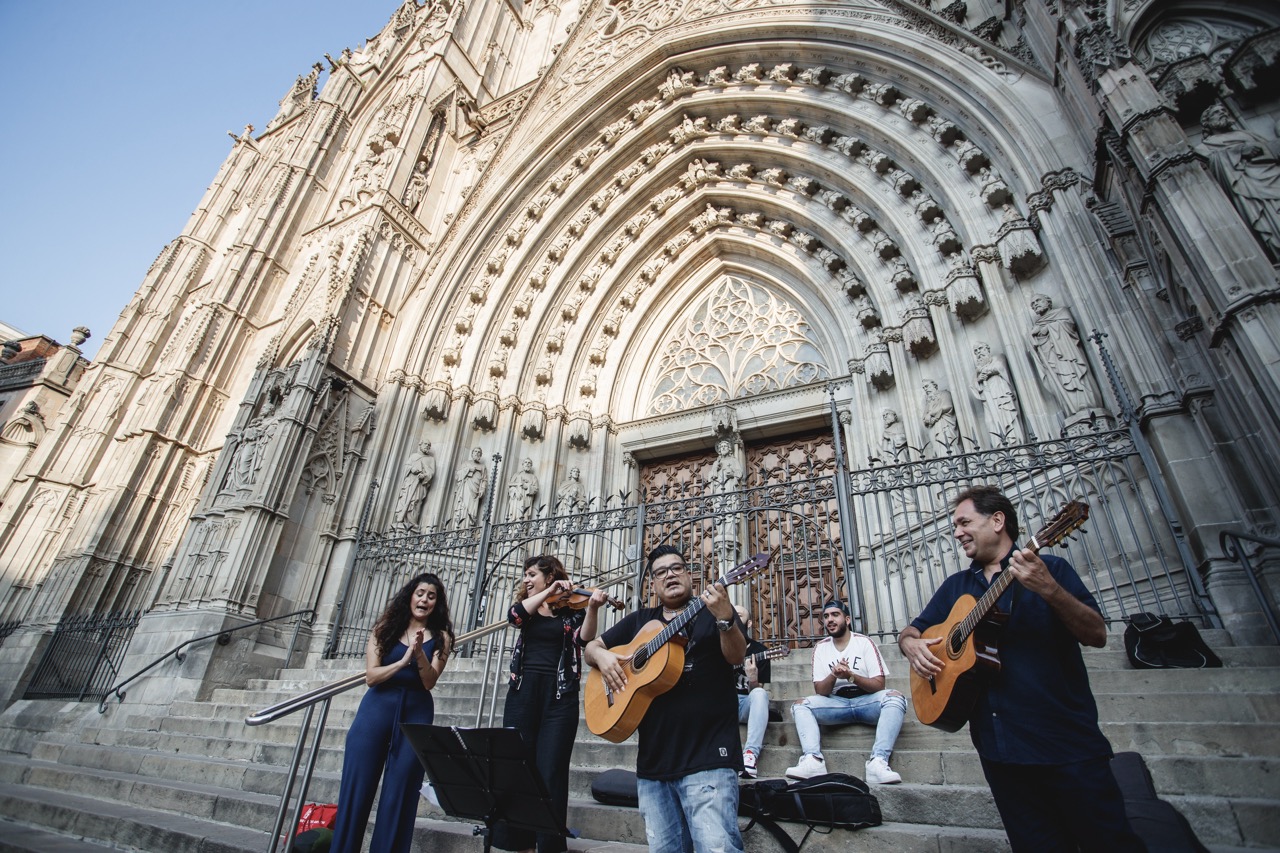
648, 275, 832, 414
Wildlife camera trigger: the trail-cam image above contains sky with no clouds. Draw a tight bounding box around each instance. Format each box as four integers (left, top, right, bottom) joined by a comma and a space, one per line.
0, 1, 401, 359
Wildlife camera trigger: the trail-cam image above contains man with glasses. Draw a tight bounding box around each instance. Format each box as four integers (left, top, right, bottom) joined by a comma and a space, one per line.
584, 545, 746, 853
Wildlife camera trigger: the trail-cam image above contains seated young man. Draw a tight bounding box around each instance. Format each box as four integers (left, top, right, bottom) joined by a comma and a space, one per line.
734, 605, 771, 778
785, 600, 905, 784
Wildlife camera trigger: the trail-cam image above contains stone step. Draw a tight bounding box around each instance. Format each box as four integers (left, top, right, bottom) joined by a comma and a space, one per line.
0, 820, 121, 853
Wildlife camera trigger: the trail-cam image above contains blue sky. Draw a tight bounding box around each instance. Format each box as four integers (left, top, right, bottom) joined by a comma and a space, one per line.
0, 1, 398, 359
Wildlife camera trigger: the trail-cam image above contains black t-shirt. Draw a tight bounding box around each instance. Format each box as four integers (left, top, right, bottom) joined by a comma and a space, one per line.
520, 611, 564, 674
598, 605, 742, 781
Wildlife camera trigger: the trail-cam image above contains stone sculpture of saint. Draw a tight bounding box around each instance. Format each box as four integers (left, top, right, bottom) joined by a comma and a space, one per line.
555, 467, 588, 512
921, 380, 959, 456
505, 457, 540, 520
1028, 294, 1102, 416
971, 342, 1024, 446
451, 447, 488, 527
391, 440, 435, 530
710, 439, 743, 493
879, 409, 909, 463
225, 391, 280, 492
1198, 104, 1280, 258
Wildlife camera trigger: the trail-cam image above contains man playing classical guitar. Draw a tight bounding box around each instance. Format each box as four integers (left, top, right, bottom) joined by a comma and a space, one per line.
898, 485, 1143, 852
584, 545, 746, 852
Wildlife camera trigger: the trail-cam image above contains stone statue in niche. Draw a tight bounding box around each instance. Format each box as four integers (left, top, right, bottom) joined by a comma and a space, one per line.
390, 440, 435, 531
710, 439, 743, 493
922, 379, 960, 456
555, 466, 589, 512
970, 342, 1024, 446
505, 457, 540, 520
1198, 104, 1280, 259
1028, 294, 1103, 416
451, 447, 488, 526
878, 409, 909, 463
224, 387, 282, 493
402, 161, 429, 213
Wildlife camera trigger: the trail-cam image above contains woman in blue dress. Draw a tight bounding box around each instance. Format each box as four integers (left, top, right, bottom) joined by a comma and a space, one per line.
330, 572, 455, 852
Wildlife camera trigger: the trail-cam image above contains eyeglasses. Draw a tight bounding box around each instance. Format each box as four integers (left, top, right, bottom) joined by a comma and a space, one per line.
651, 563, 688, 579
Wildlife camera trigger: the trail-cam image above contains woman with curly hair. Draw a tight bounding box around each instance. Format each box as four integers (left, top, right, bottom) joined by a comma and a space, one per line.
491, 554, 607, 853
330, 572, 455, 853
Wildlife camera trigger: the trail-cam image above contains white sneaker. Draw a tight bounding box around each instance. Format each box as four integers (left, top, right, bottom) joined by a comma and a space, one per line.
741, 750, 758, 779
784, 754, 827, 780
865, 756, 901, 784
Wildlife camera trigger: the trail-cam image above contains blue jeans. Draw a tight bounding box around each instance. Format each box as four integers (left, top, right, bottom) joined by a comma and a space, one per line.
736, 688, 768, 756
636, 767, 745, 853
790, 690, 906, 762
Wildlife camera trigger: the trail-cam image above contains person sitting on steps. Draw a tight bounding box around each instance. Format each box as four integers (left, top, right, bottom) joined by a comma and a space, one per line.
785, 599, 905, 785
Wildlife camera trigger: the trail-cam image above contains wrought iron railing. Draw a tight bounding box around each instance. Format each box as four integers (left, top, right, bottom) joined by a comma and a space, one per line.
1220, 530, 1280, 644
0, 619, 21, 648
24, 610, 143, 702
97, 609, 314, 713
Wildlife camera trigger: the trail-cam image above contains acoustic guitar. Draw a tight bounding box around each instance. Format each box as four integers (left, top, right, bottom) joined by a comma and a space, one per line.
585, 551, 773, 743
910, 500, 1090, 732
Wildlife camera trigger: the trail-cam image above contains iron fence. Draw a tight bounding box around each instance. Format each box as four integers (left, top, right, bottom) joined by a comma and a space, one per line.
330, 426, 1209, 660
0, 620, 21, 648
24, 609, 143, 701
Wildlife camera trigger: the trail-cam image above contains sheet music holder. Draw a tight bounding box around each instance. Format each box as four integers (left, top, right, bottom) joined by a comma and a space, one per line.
401, 724, 570, 852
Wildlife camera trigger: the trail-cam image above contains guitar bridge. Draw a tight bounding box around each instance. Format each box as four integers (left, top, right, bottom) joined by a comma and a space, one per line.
927, 676, 937, 695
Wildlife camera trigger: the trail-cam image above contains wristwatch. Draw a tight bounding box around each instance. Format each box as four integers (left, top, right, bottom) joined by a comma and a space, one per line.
715, 617, 735, 633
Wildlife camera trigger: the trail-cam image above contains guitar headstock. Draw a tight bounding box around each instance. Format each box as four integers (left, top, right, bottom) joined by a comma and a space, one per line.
762, 645, 790, 661
1030, 500, 1090, 551
722, 551, 775, 587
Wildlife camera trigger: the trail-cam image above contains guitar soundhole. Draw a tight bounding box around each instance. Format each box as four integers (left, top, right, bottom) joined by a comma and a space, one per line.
632, 649, 648, 671
947, 629, 964, 659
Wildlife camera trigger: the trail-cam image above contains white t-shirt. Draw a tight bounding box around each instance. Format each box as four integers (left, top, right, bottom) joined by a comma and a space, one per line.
810, 632, 889, 693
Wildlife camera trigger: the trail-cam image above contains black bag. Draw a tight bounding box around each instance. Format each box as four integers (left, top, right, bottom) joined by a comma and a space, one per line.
290, 828, 333, 853
1111, 751, 1209, 853
1123, 613, 1222, 669
738, 773, 881, 853
590, 768, 639, 807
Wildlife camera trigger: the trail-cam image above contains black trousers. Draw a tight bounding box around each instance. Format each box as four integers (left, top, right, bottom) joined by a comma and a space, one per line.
490, 671, 579, 853
981, 755, 1146, 853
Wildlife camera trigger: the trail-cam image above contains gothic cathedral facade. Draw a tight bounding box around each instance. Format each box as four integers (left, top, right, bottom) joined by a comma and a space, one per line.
1, 0, 1278, 703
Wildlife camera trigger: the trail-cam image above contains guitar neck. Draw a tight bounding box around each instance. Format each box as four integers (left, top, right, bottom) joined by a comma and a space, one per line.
644, 597, 707, 658
958, 537, 1046, 640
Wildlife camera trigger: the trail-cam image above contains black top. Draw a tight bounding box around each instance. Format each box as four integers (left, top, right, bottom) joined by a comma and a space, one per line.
910, 550, 1112, 765
519, 612, 564, 674
507, 601, 586, 699
598, 605, 742, 781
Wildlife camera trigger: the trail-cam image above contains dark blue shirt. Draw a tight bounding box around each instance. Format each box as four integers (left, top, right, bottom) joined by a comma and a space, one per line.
910, 550, 1113, 765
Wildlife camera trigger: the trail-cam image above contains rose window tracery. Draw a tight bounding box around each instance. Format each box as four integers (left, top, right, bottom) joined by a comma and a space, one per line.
648, 275, 831, 414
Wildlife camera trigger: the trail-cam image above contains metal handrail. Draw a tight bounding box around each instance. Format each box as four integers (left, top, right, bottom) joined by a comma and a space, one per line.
98, 608, 315, 713
244, 617, 510, 725
246, 618, 511, 853
1220, 530, 1280, 644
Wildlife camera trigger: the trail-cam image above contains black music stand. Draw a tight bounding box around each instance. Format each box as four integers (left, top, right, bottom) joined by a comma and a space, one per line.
401, 724, 570, 852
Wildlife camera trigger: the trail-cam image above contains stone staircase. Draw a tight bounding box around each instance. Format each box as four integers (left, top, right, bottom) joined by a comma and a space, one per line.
0, 629, 1277, 852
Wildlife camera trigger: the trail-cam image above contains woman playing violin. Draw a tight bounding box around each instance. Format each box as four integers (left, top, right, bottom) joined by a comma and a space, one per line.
491, 554, 610, 853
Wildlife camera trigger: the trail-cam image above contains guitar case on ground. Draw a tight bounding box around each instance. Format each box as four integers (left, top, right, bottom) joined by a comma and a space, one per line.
738, 772, 882, 853
1123, 613, 1222, 669
589, 768, 639, 807
1111, 751, 1210, 853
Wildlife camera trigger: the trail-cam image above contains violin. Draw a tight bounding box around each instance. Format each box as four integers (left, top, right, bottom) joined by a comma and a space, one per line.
548, 585, 626, 612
